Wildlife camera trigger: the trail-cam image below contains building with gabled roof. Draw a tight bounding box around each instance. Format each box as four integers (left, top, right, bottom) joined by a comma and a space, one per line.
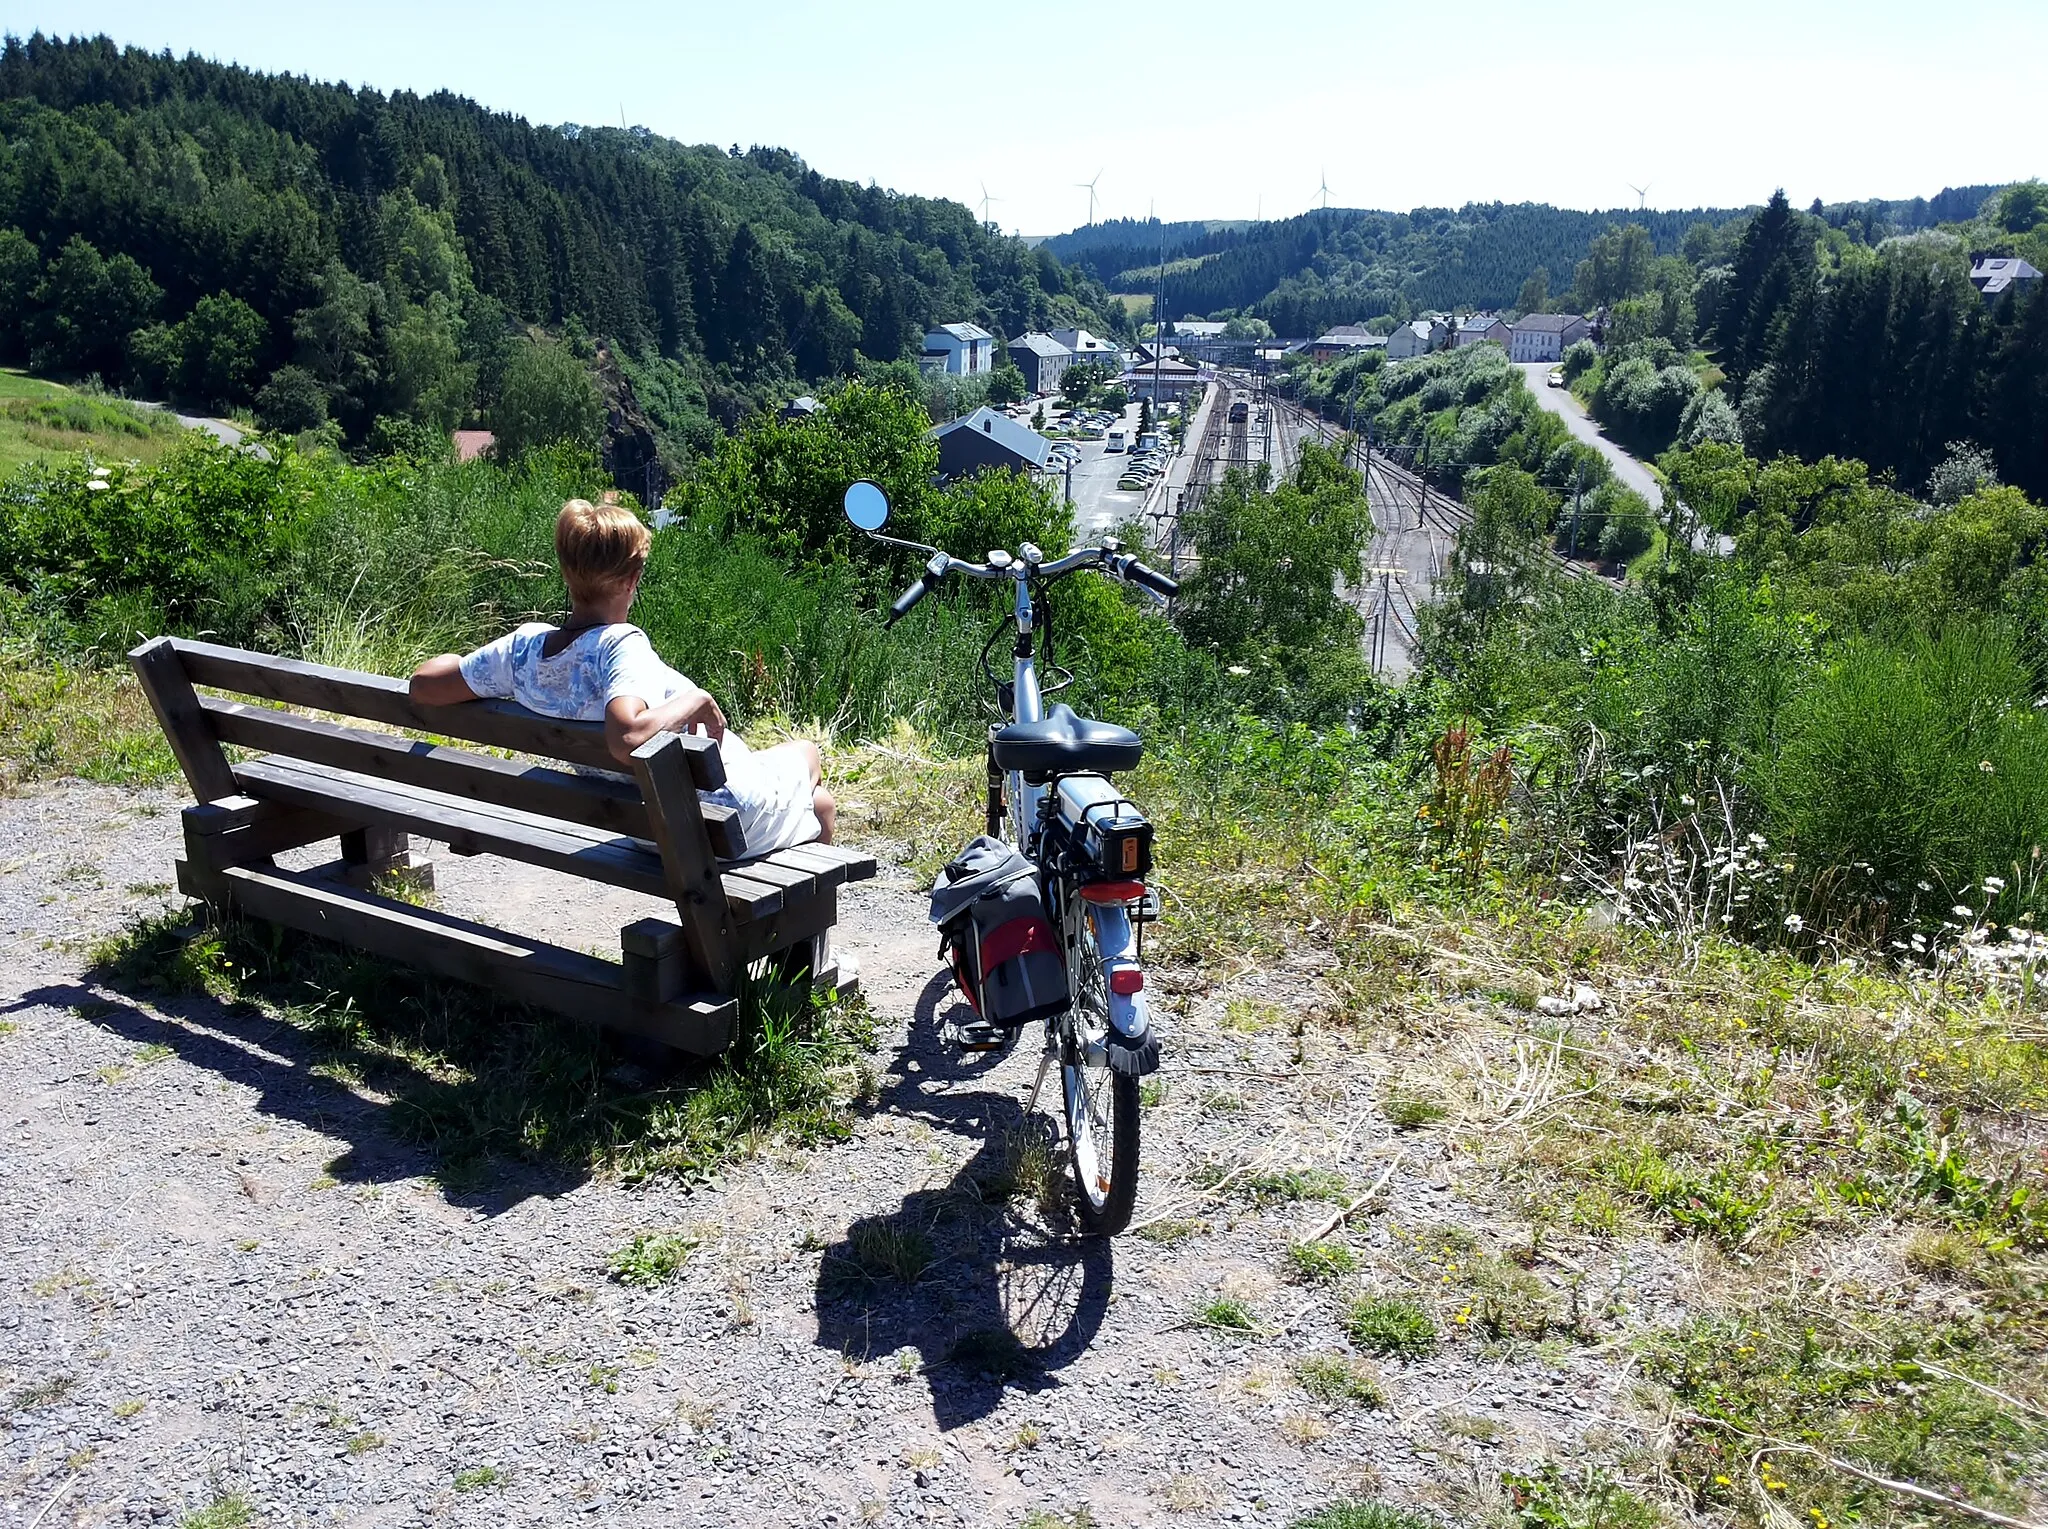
922, 322, 995, 376
1507, 313, 1592, 363
928, 406, 1051, 481
1971, 256, 2043, 302
1006, 333, 1073, 395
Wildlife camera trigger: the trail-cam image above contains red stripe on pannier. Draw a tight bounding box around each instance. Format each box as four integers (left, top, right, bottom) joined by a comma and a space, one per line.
978, 917, 1060, 971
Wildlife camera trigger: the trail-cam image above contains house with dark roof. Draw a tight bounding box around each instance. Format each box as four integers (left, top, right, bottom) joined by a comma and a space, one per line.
1971, 256, 2043, 302
1305, 326, 1387, 363
1452, 314, 1510, 349
922, 322, 995, 376
1507, 313, 1592, 363
1007, 333, 1073, 395
929, 406, 1051, 482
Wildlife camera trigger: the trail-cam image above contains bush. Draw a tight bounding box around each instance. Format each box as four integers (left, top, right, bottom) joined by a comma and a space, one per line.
1764, 624, 2048, 927
256, 365, 328, 433
1560, 338, 1597, 382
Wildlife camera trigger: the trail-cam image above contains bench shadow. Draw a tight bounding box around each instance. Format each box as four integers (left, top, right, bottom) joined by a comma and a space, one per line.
812, 970, 1115, 1431
10, 915, 698, 1214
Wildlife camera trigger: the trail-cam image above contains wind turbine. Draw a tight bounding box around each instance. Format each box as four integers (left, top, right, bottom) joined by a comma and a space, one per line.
1628, 182, 1651, 211
1075, 168, 1103, 226
1318, 170, 1331, 211
977, 180, 1002, 230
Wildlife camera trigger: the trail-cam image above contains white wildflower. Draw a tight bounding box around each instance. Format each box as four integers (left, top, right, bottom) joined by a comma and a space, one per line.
1952, 905, 1975, 919
1226, 666, 1250, 677
1783, 914, 1805, 932
87, 479, 110, 492
1979, 760, 1995, 774
1983, 876, 2007, 894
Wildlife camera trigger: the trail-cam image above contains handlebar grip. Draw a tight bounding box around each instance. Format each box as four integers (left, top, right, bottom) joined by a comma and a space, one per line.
1125, 559, 1179, 597
884, 579, 928, 628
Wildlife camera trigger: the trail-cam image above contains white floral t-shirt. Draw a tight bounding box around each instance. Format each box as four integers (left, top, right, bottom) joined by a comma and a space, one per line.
457, 623, 687, 722
455, 623, 819, 855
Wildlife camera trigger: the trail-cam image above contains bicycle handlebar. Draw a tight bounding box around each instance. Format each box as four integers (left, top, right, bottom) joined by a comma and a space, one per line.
883, 544, 1176, 617
884, 578, 929, 628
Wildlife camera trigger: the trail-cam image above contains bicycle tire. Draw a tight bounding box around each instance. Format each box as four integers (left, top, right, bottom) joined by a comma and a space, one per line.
1062, 920, 1141, 1235
1063, 1056, 1138, 1235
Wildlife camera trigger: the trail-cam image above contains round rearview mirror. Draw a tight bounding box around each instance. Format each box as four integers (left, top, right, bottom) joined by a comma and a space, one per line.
843, 479, 890, 532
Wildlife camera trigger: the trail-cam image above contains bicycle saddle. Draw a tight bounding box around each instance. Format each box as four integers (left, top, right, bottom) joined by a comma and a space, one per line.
990, 704, 1143, 778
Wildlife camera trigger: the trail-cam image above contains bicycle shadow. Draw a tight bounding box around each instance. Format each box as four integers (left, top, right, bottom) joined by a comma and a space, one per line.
812, 970, 1115, 1431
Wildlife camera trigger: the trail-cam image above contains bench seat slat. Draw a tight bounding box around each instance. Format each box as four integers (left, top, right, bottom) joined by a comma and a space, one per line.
199, 861, 735, 1057
174, 637, 726, 790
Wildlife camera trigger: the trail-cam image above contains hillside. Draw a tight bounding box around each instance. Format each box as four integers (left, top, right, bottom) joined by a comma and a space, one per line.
0, 34, 1121, 447
1044, 190, 2011, 334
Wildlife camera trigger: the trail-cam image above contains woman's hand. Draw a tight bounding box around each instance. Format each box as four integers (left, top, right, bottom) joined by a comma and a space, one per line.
675, 687, 725, 741
605, 686, 727, 764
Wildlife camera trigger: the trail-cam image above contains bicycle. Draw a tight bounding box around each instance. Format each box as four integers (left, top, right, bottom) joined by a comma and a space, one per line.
841, 479, 1179, 1235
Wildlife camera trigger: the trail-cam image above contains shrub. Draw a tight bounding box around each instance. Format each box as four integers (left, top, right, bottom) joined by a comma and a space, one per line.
1763, 623, 2048, 928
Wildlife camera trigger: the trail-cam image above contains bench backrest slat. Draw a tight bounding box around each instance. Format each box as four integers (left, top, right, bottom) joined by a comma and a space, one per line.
172, 637, 726, 790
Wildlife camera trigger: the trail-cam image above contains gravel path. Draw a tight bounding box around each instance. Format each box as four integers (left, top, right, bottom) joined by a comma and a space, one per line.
1, 782, 1687, 1528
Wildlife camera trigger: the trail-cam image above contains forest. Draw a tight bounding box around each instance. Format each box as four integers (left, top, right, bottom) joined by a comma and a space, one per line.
0, 34, 1122, 458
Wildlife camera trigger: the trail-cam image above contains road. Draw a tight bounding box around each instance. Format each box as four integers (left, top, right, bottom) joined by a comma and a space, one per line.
1052, 399, 1147, 539
1516, 361, 1663, 509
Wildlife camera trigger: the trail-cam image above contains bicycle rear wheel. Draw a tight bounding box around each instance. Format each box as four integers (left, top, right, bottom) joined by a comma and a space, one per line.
1062, 920, 1140, 1235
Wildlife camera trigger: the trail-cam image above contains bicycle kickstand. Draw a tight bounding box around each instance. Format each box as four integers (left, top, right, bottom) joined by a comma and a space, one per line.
1024, 1045, 1057, 1130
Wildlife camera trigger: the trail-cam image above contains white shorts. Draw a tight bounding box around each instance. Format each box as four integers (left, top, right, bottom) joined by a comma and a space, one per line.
711, 735, 820, 857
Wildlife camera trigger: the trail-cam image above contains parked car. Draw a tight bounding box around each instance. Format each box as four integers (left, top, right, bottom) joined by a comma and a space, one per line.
1547, 370, 1565, 388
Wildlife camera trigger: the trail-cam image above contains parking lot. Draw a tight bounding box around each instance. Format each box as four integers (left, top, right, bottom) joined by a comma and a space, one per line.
1035, 399, 1170, 539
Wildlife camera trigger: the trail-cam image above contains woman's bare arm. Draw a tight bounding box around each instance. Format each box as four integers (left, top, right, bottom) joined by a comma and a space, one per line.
408, 654, 479, 707
604, 688, 726, 765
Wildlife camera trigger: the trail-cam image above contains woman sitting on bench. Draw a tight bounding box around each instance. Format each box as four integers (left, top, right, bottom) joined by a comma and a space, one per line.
409, 495, 834, 853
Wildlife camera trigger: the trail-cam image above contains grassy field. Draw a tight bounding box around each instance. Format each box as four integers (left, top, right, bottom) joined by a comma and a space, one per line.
0, 369, 190, 476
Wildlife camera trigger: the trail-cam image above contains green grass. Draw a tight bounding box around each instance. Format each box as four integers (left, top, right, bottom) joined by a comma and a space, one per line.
1342, 1296, 1437, 1358
1291, 1501, 1439, 1529
0, 369, 66, 400
824, 1216, 934, 1293
90, 909, 875, 1186
0, 378, 187, 475
1502, 1465, 1661, 1529
1293, 1353, 1385, 1408
1284, 1241, 1357, 1283
179, 1495, 253, 1529
452, 1465, 501, 1492
1641, 1304, 2043, 1524
1194, 1296, 1262, 1334
606, 1231, 697, 1287
1381, 1087, 1448, 1130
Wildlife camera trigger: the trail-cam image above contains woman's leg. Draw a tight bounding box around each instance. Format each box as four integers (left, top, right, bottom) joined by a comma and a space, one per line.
762, 739, 834, 845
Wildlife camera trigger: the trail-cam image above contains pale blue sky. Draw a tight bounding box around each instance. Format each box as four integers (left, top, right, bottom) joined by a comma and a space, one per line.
8, 0, 2039, 234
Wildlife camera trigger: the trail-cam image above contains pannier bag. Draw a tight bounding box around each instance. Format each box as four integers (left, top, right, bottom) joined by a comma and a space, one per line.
929, 835, 1070, 1029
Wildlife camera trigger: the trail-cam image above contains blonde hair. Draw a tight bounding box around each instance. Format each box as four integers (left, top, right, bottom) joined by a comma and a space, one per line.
555, 492, 650, 602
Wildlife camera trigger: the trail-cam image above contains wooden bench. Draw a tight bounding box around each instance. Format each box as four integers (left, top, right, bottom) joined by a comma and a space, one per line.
128, 636, 874, 1059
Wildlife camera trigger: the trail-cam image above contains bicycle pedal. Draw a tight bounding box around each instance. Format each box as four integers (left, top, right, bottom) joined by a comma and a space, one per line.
946, 1020, 1011, 1052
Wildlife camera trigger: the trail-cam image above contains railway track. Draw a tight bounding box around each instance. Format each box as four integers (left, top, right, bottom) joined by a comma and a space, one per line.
1261, 388, 1614, 587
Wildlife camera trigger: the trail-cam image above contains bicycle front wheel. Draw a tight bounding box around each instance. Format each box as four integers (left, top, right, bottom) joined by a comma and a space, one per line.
1062, 924, 1140, 1235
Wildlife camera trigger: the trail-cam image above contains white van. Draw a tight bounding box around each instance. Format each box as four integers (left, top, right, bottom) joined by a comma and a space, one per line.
1105, 428, 1127, 453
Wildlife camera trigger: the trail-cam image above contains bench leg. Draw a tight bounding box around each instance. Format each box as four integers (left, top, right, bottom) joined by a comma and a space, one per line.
339, 826, 434, 895
617, 917, 700, 1071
